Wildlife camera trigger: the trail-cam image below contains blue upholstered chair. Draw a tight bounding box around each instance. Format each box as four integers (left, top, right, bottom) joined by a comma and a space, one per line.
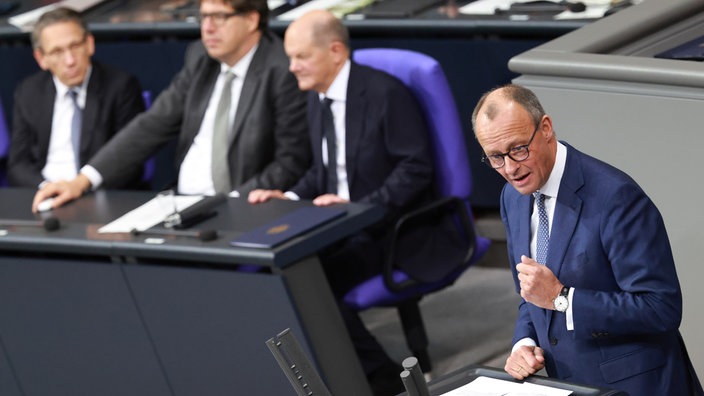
344, 48, 491, 372
0, 96, 10, 186
141, 91, 156, 185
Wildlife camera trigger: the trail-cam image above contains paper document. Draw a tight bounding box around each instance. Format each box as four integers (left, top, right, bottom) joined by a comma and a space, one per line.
98, 195, 204, 234
277, 0, 364, 20
440, 376, 572, 396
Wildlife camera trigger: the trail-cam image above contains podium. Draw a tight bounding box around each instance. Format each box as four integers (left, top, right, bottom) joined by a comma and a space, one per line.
412, 364, 628, 396
0, 188, 383, 396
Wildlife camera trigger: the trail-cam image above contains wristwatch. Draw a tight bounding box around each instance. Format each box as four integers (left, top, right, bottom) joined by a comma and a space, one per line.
553, 286, 569, 312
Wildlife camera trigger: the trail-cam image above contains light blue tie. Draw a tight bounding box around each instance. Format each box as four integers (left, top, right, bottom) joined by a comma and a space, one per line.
68, 89, 82, 171
534, 192, 549, 264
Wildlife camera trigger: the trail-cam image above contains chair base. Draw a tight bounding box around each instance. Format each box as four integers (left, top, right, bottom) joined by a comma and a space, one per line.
397, 299, 432, 373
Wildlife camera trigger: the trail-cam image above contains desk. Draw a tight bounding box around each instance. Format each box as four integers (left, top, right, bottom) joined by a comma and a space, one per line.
418, 364, 627, 395
0, 188, 384, 396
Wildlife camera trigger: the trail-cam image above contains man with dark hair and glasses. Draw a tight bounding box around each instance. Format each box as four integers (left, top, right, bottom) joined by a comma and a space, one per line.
472, 84, 703, 396
9, 7, 145, 189
33, 0, 310, 210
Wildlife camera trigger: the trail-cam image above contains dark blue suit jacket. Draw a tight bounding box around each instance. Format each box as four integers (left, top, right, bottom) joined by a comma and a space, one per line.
501, 143, 702, 395
291, 62, 433, 222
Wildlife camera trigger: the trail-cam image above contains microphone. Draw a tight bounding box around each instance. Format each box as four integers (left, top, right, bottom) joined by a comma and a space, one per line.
497, 0, 587, 14
0, 217, 61, 232
131, 228, 219, 242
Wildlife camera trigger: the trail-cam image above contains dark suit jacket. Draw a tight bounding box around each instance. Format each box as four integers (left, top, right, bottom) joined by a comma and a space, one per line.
291, 62, 433, 223
8, 61, 144, 188
88, 32, 310, 193
501, 143, 703, 395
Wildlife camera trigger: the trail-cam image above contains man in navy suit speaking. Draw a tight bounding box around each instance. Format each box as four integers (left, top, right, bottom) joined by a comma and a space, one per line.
472, 84, 703, 396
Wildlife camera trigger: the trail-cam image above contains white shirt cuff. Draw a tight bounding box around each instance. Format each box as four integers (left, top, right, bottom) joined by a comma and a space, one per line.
512, 337, 537, 353
80, 165, 102, 190
566, 287, 575, 331
284, 191, 300, 201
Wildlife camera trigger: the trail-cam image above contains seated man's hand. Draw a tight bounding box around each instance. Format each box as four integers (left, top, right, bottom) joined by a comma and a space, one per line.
32, 174, 91, 213
504, 345, 545, 380
312, 194, 348, 206
248, 189, 286, 204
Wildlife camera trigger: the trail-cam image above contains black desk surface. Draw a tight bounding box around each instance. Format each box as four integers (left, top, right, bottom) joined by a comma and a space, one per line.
0, 188, 384, 268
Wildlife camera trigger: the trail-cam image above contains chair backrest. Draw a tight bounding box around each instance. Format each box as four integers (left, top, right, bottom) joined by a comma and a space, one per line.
352, 48, 473, 200
141, 91, 156, 184
0, 95, 9, 160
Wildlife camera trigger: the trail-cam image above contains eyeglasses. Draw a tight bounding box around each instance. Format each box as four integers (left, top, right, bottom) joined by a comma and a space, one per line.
197, 11, 247, 26
42, 36, 87, 61
481, 123, 540, 169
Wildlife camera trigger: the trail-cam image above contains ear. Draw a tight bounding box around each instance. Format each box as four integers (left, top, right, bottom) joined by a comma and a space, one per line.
540, 115, 554, 139
33, 48, 49, 71
329, 41, 348, 63
85, 33, 95, 57
244, 11, 260, 33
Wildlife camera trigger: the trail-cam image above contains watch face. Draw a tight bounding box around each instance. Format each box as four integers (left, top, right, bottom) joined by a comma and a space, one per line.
554, 296, 568, 312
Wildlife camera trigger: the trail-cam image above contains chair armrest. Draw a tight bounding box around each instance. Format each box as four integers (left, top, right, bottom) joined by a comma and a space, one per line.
383, 196, 477, 293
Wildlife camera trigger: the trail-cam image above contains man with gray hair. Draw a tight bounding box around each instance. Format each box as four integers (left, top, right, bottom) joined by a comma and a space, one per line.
9, 7, 144, 188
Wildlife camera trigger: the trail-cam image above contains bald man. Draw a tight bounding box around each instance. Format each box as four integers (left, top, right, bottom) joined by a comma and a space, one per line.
249, 10, 433, 395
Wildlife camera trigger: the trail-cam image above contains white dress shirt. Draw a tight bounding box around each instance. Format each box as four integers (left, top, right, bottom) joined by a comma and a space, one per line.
178, 44, 257, 196
42, 67, 92, 184
513, 141, 576, 352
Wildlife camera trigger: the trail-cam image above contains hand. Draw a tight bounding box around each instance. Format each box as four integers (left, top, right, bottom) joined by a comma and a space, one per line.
32, 175, 91, 213
247, 189, 286, 204
516, 255, 563, 310
505, 345, 545, 380
312, 194, 348, 206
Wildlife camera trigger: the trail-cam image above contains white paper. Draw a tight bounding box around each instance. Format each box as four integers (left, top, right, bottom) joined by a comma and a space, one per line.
440, 376, 572, 396
98, 195, 204, 234
277, 0, 350, 20
459, 0, 533, 15
268, 0, 287, 11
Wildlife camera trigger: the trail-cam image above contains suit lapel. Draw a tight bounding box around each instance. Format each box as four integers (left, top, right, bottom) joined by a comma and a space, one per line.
81, 63, 102, 163
178, 59, 218, 164
546, 146, 583, 279
546, 145, 583, 327
229, 35, 269, 147
345, 64, 366, 190
37, 73, 56, 159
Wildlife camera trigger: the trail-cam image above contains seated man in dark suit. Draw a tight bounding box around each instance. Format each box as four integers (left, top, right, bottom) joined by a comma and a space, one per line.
248, 10, 433, 395
33, 0, 309, 211
9, 7, 144, 189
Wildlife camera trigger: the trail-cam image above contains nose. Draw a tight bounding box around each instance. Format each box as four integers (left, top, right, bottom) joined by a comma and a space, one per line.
288, 59, 298, 73
503, 155, 521, 174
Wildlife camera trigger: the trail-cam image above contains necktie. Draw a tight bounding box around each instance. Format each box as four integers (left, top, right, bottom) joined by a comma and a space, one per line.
212, 72, 236, 194
68, 89, 82, 171
321, 97, 337, 194
534, 192, 550, 264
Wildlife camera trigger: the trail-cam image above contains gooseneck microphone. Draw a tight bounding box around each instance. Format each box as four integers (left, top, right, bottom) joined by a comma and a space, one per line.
131, 228, 219, 242
0, 217, 61, 232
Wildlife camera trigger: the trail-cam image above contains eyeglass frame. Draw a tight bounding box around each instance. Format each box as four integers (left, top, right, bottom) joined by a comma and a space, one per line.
41, 34, 89, 61
197, 10, 248, 26
481, 122, 541, 169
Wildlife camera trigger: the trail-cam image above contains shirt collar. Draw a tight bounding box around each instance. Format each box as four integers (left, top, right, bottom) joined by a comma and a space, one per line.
319, 59, 350, 103
53, 65, 92, 99
220, 42, 259, 78
537, 141, 567, 199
